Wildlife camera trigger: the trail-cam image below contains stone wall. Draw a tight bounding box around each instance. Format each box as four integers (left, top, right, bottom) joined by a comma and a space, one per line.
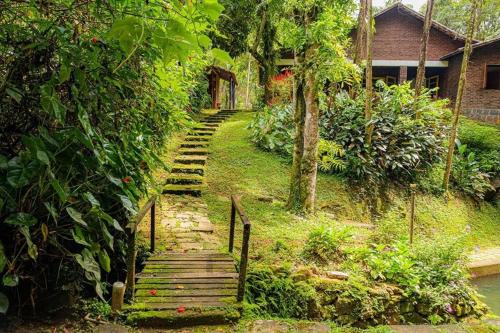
463, 108, 500, 125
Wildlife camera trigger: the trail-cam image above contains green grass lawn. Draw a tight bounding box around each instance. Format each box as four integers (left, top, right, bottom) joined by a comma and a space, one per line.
204, 112, 500, 265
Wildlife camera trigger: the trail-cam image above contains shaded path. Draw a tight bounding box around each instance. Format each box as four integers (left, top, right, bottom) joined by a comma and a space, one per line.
128, 110, 240, 326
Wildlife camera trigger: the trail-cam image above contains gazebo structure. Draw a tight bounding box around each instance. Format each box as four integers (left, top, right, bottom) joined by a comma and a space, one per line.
207, 66, 237, 109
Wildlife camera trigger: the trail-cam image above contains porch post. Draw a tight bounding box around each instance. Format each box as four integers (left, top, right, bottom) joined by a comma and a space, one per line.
399, 66, 408, 84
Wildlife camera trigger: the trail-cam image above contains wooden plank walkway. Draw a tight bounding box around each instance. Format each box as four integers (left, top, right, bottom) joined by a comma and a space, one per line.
128, 110, 240, 327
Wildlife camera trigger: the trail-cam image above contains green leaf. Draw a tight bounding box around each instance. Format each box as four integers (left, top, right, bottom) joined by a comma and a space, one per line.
113, 220, 124, 232
19, 227, 38, 260
6, 87, 22, 103
75, 249, 100, 281
101, 223, 114, 250
118, 194, 137, 215
83, 192, 100, 208
7, 166, 32, 188
198, 0, 225, 21
3, 273, 19, 287
0, 242, 6, 273
211, 48, 233, 65
72, 226, 90, 246
66, 207, 88, 227
44, 202, 59, 221
36, 150, 50, 166
98, 249, 111, 273
5, 213, 37, 227
59, 63, 71, 84
0, 292, 9, 314
0, 155, 8, 170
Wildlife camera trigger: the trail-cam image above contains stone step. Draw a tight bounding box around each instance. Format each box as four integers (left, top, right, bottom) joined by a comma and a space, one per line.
174, 155, 207, 165
171, 164, 205, 175
135, 288, 237, 297
185, 136, 211, 142
193, 126, 216, 131
163, 184, 205, 197
201, 123, 219, 127
166, 173, 204, 185
126, 306, 241, 327
178, 148, 209, 155
180, 142, 209, 148
201, 120, 223, 124
189, 130, 214, 136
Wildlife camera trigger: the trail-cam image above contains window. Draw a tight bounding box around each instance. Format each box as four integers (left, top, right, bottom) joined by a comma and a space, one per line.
485, 65, 500, 90
425, 75, 440, 98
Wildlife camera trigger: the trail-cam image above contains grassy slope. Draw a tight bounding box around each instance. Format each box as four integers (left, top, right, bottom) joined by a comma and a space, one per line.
204, 112, 500, 265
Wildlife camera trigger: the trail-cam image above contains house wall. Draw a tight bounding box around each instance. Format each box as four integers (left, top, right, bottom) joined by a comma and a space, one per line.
445, 43, 500, 125
372, 9, 464, 61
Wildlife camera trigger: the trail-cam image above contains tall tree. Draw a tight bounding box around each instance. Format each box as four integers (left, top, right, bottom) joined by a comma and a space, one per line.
427, 0, 498, 40
249, 2, 278, 106
353, 0, 368, 65
442, 0, 482, 192
414, 0, 435, 118
365, 0, 374, 144
284, 0, 356, 212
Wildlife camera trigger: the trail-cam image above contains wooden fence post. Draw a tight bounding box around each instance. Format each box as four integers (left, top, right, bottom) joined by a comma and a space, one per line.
237, 223, 251, 302
409, 184, 417, 245
229, 199, 236, 253
111, 282, 125, 312
125, 229, 136, 298
150, 202, 156, 253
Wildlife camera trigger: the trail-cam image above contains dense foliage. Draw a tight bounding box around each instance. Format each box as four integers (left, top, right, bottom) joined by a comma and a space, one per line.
245, 237, 486, 325
250, 83, 450, 188
0, 0, 228, 314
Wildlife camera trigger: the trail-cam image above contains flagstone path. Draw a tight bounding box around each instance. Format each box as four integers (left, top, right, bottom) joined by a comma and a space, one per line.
128, 110, 241, 327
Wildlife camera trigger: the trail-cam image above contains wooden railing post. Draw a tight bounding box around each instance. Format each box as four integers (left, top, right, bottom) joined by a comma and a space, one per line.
229, 199, 236, 253
125, 228, 136, 298
150, 201, 156, 253
237, 223, 251, 302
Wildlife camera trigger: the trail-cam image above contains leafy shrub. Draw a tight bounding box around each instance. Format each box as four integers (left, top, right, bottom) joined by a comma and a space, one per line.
362, 239, 486, 322
459, 118, 500, 177
321, 84, 449, 186
248, 104, 295, 155
301, 226, 352, 264
318, 140, 346, 173
245, 265, 317, 318
451, 143, 494, 200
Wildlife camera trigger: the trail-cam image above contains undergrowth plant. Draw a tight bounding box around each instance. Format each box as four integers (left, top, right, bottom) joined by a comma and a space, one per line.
301, 226, 352, 264
0, 0, 230, 314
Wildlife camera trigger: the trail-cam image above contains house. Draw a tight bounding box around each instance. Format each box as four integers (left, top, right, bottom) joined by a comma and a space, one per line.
277, 3, 500, 124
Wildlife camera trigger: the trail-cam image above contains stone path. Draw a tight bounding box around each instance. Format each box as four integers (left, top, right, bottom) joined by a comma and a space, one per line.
469, 247, 500, 277
128, 110, 240, 327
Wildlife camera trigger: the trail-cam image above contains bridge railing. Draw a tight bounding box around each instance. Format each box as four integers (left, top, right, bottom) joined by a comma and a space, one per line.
125, 195, 157, 296
228, 195, 251, 302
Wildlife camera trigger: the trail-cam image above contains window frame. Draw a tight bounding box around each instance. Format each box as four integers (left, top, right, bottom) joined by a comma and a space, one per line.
484, 64, 500, 90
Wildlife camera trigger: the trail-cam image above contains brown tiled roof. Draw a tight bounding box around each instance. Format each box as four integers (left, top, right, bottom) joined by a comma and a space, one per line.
440, 36, 500, 59
375, 2, 478, 43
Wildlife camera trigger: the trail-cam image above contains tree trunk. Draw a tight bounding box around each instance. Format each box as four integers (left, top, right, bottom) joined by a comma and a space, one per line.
287, 48, 319, 213
287, 72, 306, 210
354, 0, 368, 65
364, 0, 374, 145
443, 0, 481, 193
414, 0, 435, 118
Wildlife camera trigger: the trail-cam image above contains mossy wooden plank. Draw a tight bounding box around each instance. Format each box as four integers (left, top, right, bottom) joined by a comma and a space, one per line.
126, 308, 240, 327
184, 136, 210, 142
138, 272, 238, 279
135, 289, 236, 297
148, 255, 233, 261
136, 295, 236, 303
142, 268, 235, 274
135, 283, 237, 290
145, 261, 235, 267
136, 278, 238, 285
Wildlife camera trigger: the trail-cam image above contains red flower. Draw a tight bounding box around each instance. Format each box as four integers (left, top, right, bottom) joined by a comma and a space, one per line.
122, 176, 132, 184
91, 37, 98, 44
149, 289, 157, 296
177, 305, 186, 313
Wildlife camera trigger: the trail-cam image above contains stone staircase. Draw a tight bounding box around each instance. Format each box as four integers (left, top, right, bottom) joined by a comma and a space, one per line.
127, 110, 241, 328
163, 110, 237, 197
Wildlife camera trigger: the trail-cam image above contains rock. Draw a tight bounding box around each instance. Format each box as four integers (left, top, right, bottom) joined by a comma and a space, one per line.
248, 320, 290, 333
335, 296, 355, 315
326, 271, 349, 280
94, 323, 128, 333
292, 266, 318, 282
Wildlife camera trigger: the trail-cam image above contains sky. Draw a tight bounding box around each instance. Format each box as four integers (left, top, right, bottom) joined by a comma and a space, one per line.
373, 0, 428, 11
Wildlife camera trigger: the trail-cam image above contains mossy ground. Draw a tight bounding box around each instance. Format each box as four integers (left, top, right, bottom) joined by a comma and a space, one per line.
203, 112, 500, 265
